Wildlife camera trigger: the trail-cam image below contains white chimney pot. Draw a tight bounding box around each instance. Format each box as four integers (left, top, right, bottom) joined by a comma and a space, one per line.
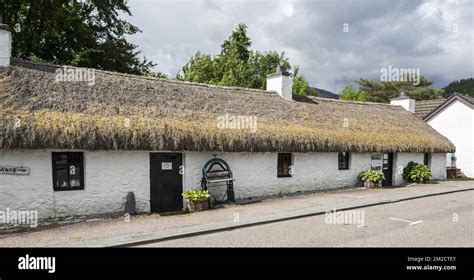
390, 92, 415, 113
0, 25, 11, 67
266, 71, 293, 101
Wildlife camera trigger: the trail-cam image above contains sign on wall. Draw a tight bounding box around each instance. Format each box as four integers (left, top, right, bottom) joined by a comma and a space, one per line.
371, 155, 383, 171
161, 162, 172, 170
0, 166, 30, 175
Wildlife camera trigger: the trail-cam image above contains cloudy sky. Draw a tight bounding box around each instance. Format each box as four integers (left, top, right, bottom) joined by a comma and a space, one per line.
122, 0, 473, 94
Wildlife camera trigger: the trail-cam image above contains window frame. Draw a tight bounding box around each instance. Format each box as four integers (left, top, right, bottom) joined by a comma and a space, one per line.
338, 152, 350, 170
424, 153, 431, 167
52, 152, 85, 191
277, 153, 292, 178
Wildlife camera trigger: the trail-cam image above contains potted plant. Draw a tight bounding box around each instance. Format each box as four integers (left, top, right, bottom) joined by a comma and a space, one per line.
358, 169, 385, 188
182, 189, 210, 213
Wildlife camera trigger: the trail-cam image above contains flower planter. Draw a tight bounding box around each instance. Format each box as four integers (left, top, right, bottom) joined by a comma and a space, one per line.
363, 180, 378, 189
186, 198, 209, 213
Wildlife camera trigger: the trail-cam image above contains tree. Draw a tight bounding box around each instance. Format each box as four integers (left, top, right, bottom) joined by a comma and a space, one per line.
443, 78, 474, 98
178, 52, 217, 84
177, 23, 315, 95
246, 50, 290, 89
5, 0, 157, 75
293, 66, 317, 96
141, 69, 167, 79
339, 85, 367, 101
355, 76, 443, 103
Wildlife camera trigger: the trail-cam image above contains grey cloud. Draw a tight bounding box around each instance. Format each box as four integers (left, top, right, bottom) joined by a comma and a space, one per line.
124, 0, 473, 93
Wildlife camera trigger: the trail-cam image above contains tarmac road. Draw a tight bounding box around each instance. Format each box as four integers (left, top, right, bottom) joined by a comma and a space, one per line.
139, 191, 474, 247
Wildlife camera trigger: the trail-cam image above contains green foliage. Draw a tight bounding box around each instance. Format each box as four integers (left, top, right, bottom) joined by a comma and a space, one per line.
5, 0, 157, 75
358, 169, 385, 183
182, 189, 210, 201
177, 23, 313, 95
352, 76, 443, 103
340, 85, 367, 101
141, 69, 167, 79
402, 161, 432, 183
443, 78, 474, 98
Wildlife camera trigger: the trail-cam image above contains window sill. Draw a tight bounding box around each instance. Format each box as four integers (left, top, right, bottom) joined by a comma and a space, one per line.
53, 187, 84, 191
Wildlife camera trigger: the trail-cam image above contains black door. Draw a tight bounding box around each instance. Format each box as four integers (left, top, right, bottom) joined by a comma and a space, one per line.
150, 153, 183, 213
382, 153, 393, 187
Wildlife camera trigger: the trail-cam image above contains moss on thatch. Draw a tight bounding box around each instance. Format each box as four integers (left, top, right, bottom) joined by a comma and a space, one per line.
0, 60, 455, 153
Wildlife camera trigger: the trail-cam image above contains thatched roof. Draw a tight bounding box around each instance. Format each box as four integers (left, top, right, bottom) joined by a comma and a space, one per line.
0, 59, 454, 153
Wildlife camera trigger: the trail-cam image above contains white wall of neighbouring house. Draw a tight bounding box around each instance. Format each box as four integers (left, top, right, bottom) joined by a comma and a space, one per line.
0, 149, 150, 219
426, 100, 474, 178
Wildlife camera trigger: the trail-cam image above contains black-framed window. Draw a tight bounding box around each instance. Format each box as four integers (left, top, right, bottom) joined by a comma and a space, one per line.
338, 152, 350, 170
424, 153, 431, 166
52, 152, 84, 191
277, 153, 292, 178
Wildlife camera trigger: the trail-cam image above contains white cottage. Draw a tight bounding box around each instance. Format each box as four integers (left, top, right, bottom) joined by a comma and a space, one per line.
0, 27, 454, 218
391, 93, 473, 178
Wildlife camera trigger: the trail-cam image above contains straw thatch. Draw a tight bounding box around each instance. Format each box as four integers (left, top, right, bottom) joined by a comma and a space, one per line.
0, 59, 454, 153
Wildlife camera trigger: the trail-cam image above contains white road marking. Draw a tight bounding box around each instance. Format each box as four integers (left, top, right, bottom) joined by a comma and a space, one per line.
389, 217, 423, 226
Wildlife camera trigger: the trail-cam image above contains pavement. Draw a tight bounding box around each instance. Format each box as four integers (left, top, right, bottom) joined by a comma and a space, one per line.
0, 181, 472, 247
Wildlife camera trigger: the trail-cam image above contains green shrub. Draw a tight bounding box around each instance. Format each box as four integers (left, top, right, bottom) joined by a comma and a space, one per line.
182, 189, 210, 201
402, 161, 431, 183
358, 169, 385, 183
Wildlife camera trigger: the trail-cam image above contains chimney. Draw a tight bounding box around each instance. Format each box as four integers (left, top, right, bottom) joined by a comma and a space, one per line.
0, 23, 11, 67
266, 68, 293, 101
390, 91, 415, 113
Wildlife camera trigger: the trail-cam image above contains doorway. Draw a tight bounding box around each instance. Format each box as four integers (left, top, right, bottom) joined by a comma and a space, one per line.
150, 153, 183, 213
381, 153, 393, 187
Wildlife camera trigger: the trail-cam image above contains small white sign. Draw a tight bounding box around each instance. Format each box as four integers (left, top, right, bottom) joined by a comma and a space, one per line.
161, 162, 172, 170
371, 155, 383, 170
0, 166, 30, 175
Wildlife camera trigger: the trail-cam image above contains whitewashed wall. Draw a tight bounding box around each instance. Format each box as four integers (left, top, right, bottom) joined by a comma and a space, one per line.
430, 153, 447, 181
393, 153, 446, 185
185, 152, 382, 199
426, 100, 474, 177
0, 150, 150, 219
0, 150, 448, 218
393, 153, 424, 186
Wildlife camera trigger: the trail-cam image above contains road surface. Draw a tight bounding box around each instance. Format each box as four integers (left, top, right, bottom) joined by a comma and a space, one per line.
138, 191, 473, 247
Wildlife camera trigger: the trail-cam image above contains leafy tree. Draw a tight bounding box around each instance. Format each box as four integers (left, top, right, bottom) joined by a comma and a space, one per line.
141, 69, 167, 79
293, 66, 317, 96
339, 85, 367, 101
443, 78, 474, 98
178, 23, 315, 95
246, 50, 291, 90
178, 52, 218, 84
4, 0, 158, 75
